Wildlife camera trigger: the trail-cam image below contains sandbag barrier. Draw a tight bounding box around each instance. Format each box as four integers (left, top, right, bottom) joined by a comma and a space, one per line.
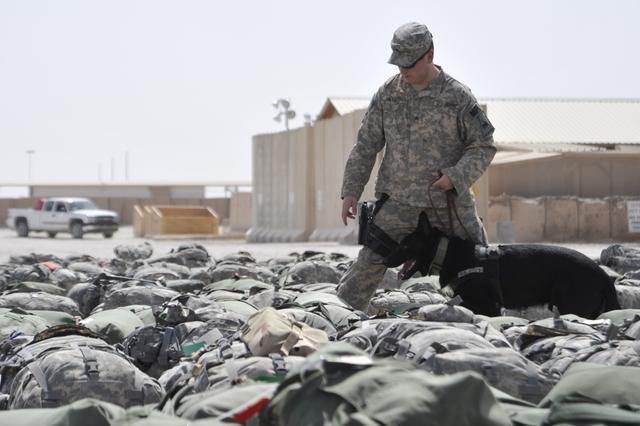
1, 244, 640, 424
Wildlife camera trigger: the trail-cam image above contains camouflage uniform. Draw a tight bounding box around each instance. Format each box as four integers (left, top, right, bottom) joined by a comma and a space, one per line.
337, 23, 496, 311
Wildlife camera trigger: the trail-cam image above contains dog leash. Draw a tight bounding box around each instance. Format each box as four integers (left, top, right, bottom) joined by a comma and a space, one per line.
427, 173, 474, 241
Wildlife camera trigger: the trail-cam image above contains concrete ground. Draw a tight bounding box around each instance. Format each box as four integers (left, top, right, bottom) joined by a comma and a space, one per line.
0, 226, 361, 261
1, 226, 639, 263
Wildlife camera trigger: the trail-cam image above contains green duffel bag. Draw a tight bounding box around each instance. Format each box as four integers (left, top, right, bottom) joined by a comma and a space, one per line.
203, 277, 272, 294
293, 292, 350, 309
0, 292, 81, 316
217, 299, 259, 319
0, 308, 51, 340
170, 381, 277, 421
0, 398, 228, 426
263, 342, 512, 426
80, 308, 145, 344
0, 398, 124, 426
27, 310, 76, 326
483, 315, 531, 331
597, 308, 640, 326
541, 401, 640, 425
6, 281, 66, 296
117, 305, 156, 326
539, 362, 640, 408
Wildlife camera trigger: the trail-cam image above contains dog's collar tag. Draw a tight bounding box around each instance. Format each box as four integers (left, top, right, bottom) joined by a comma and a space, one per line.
457, 267, 484, 278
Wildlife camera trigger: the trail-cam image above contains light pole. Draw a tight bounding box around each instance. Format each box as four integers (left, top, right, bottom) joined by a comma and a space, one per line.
25, 150, 35, 181
272, 99, 296, 130
272, 99, 296, 237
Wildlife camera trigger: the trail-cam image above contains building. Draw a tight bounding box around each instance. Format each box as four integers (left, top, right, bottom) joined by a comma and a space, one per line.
249, 97, 640, 242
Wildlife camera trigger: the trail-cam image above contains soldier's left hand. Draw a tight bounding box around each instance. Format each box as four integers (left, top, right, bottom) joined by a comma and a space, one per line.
431, 172, 454, 191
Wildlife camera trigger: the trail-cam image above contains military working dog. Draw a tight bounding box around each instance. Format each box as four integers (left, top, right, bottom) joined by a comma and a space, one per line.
384, 212, 620, 318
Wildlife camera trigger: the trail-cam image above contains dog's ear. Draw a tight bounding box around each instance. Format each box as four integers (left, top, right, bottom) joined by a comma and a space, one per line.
418, 211, 431, 232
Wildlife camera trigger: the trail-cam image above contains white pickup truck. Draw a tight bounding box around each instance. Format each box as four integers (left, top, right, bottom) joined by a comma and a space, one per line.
5, 197, 119, 239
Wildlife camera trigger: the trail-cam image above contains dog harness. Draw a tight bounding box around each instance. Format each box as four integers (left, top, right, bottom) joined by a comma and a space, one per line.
445, 245, 504, 306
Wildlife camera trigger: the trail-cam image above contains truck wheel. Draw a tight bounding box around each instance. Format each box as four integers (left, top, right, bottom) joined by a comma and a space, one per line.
103, 232, 113, 239
70, 222, 84, 239
16, 220, 29, 238
47, 232, 57, 238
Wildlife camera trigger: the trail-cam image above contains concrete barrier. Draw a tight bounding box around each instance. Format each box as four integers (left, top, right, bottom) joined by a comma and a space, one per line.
488, 195, 640, 242
230, 192, 252, 233
487, 195, 511, 242
510, 197, 546, 242
610, 197, 640, 241
578, 198, 610, 241
545, 197, 578, 241
308, 110, 378, 242
132, 205, 146, 237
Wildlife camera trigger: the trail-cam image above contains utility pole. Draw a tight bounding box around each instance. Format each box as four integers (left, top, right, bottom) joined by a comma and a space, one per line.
25, 150, 35, 181
124, 151, 130, 181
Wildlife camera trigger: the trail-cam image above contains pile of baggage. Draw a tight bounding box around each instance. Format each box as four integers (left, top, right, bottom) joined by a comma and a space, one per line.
1, 242, 640, 425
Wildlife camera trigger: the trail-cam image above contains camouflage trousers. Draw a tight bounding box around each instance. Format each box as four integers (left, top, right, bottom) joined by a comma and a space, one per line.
336, 198, 488, 311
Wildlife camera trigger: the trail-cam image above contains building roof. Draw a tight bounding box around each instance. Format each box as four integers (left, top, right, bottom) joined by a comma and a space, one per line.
481, 98, 640, 146
317, 97, 371, 120
317, 96, 640, 147
491, 151, 562, 165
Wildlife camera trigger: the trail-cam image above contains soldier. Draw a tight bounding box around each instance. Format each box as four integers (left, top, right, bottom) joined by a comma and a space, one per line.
337, 22, 496, 311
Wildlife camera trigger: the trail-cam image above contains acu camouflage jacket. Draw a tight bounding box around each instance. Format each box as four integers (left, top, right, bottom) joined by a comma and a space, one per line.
341, 67, 496, 208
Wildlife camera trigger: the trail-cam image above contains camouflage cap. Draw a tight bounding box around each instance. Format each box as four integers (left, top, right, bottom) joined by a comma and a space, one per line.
388, 22, 433, 68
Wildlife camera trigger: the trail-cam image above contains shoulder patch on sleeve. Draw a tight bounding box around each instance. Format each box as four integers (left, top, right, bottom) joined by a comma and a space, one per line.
469, 103, 494, 138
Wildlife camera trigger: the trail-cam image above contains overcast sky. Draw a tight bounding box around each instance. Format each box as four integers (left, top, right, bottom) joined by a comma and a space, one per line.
1, 0, 639, 186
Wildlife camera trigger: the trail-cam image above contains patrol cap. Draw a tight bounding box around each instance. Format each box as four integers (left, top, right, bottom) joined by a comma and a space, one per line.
388, 22, 433, 68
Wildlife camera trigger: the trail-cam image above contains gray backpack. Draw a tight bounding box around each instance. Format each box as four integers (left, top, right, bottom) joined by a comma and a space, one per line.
122, 324, 183, 378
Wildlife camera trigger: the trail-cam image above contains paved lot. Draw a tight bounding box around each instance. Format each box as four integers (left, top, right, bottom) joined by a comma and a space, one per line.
0, 226, 362, 261
1, 226, 638, 263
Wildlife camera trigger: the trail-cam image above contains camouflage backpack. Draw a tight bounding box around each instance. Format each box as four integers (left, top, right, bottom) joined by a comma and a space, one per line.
0, 327, 164, 408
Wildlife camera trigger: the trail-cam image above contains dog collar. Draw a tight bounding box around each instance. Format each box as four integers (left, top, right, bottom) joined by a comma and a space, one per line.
428, 237, 449, 275
457, 266, 484, 278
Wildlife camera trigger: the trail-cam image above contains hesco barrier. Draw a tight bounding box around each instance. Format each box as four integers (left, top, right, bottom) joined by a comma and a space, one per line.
488, 196, 640, 242
545, 198, 579, 242
247, 126, 316, 242
229, 192, 252, 233
248, 112, 380, 243
578, 199, 610, 241
309, 110, 379, 243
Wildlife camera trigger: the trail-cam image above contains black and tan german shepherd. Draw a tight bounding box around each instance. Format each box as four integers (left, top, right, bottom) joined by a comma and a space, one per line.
384, 212, 620, 318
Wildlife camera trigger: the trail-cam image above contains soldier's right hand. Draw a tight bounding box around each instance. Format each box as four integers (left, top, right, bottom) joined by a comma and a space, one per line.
341, 196, 358, 225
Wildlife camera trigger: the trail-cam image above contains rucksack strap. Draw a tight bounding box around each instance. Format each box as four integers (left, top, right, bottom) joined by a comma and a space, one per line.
78, 346, 100, 379
158, 327, 179, 367
26, 362, 60, 408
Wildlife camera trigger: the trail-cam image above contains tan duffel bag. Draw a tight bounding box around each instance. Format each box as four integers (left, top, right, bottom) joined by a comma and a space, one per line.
241, 307, 328, 356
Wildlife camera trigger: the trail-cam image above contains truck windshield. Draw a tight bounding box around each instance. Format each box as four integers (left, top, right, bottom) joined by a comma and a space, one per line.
69, 201, 97, 211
